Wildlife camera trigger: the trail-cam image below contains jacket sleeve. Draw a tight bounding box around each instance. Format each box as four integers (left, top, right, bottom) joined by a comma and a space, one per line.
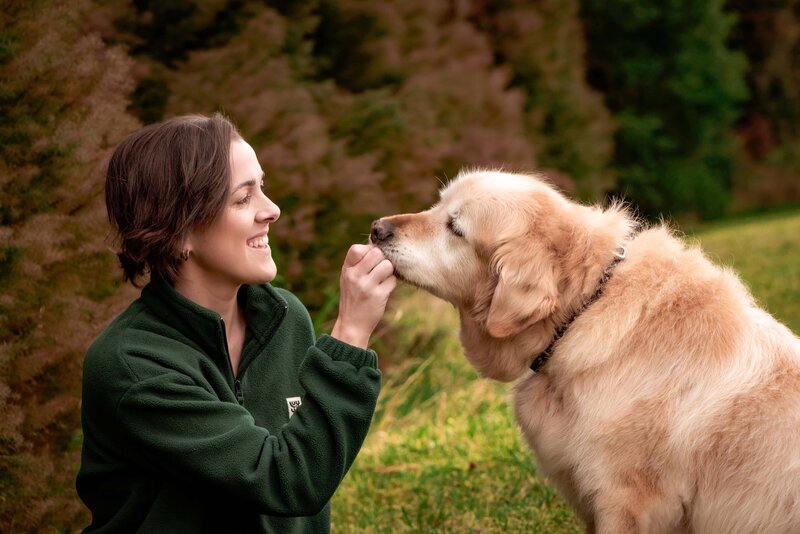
114, 334, 380, 517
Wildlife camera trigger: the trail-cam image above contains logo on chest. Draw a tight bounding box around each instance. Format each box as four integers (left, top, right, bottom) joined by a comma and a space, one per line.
286, 396, 302, 418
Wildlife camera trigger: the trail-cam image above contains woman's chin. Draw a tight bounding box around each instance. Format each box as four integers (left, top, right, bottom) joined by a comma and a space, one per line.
259, 260, 278, 284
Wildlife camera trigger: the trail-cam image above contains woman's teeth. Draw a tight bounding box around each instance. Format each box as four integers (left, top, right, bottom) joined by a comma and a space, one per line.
247, 237, 269, 248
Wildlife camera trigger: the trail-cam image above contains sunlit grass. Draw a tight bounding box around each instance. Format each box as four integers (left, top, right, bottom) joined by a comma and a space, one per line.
333, 290, 581, 533
332, 210, 800, 532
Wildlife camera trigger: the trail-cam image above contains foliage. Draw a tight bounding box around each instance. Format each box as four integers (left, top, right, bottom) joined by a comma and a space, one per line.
729, 0, 800, 149
471, 0, 615, 198
163, 1, 565, 306
110, 0, 247, 66
581, 0, 749, 219
0, 1, 140, 530
727, 0, 800, 210
311, 0, 406, 92
108, 0, 249, 123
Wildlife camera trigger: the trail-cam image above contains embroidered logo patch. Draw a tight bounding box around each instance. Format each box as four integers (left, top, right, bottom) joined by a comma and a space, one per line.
286, 396, 302, 418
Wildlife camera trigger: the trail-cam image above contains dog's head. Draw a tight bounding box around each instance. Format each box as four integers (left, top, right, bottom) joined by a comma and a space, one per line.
372, 169, 576, 340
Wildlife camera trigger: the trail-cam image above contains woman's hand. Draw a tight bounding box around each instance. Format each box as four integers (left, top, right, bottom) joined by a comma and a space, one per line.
330, 244, 397, 349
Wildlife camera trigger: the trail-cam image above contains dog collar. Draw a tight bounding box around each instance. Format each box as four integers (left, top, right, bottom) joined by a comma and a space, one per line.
530, 243, 627, 373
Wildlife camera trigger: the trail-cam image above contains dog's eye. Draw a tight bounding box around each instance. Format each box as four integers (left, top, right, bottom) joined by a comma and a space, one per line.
447, 218, 464, 238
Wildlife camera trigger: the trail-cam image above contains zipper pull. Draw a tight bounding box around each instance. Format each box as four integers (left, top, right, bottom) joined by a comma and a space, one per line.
234, 379, 244, 405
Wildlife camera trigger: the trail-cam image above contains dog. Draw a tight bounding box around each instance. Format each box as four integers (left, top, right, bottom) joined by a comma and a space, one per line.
370, 169, 800, 533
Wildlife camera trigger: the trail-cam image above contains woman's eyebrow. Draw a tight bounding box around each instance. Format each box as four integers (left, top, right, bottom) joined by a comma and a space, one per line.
232, 172, 265, 192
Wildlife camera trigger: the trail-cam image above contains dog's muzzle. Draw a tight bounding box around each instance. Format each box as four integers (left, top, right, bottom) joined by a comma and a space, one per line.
370, 219, 394, 244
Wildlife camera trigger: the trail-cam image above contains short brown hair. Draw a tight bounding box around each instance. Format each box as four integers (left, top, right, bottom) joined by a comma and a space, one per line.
105, 113, 240, 286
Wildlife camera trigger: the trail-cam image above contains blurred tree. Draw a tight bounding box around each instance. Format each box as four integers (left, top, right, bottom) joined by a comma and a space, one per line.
0, 0, 139, 530
111, 0, 247, 65
311, 0, 407, 91
128, 73, 169, 123
318, 1, 544, 197
109, 0, 249, 123
582, 0, 749, 219
164, 1, 547, 307
264, 0, 318, 17
164, 5, 388, 307
727, 0, 800, 209
729, 0, 800, 148
470, 0, 616, 199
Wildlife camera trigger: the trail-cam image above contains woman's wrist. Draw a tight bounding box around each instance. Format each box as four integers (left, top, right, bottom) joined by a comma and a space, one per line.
330, 320, 370, 349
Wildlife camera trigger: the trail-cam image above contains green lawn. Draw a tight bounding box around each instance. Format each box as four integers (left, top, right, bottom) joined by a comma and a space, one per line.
331, 210, 800, 533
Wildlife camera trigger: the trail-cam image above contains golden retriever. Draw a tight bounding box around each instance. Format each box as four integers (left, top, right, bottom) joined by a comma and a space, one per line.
370, 169, 800, 533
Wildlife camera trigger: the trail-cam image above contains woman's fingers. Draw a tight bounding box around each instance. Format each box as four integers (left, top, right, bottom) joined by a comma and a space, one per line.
353, 247, 386, 275
344, 246, 392, 279
369, 258, 395, 282
332, 244, 397, 348
378, 273, 397, 295
343, 244, 372, 268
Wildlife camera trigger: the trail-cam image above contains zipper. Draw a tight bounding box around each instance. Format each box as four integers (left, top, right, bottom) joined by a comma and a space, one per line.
219, 299, 289, 406
234, 379, 244, 405
217, 319, 242, 405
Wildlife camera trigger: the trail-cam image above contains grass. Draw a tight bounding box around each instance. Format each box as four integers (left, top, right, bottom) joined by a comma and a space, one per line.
331, 210, 800, 533
332, 291, 582, 533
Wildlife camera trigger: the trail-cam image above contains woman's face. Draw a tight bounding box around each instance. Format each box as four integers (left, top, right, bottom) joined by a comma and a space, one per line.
183, 138, 281, 290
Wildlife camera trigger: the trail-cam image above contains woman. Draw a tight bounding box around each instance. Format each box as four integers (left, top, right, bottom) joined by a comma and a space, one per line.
76, 114, 396, 533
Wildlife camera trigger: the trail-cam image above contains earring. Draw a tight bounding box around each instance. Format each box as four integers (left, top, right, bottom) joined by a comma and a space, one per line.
180, 249, 189, 262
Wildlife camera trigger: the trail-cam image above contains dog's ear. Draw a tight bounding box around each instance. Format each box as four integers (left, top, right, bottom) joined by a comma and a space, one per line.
486, 239, 559, 338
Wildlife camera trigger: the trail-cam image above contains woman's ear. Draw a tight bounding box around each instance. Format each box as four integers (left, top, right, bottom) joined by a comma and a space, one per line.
486, 239, 559, 338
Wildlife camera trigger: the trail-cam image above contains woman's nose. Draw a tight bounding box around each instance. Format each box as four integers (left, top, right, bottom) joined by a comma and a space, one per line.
257, 197, 280, 223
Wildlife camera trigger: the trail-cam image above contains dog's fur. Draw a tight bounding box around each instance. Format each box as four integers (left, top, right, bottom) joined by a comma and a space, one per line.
372, 170, 800, 533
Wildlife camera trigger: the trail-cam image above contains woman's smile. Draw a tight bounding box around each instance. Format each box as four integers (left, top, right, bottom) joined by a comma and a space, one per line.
247, 233, 271, 251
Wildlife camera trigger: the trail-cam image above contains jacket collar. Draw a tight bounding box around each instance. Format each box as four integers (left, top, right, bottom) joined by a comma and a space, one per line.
140, 273, 288, 360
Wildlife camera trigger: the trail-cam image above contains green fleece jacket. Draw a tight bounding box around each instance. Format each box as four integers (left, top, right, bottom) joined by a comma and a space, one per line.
76, 274, 381, 533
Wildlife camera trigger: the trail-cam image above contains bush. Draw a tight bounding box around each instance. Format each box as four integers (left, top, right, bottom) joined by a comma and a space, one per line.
581, 0, 749, 219
165, 2, 549, 306
471, 0, 615, 199
0, 1, 139, 529
727, 0, 800, 210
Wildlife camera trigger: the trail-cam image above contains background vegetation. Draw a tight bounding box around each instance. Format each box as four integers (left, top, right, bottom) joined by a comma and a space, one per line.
1, 0, 798, 531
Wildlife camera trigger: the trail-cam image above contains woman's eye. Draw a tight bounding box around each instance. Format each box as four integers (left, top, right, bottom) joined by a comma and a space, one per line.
235, 194, 251, 206
447, 219, 464, 237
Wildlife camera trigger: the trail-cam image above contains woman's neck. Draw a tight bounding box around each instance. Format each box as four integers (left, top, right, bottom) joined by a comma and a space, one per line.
173, 273, 242, 328
173, 273, 247, 375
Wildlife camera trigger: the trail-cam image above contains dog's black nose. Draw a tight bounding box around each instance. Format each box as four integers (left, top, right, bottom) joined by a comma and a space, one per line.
370, 219, 394, 244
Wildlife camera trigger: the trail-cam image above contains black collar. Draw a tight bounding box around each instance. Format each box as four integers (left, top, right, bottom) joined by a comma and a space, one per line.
530, 244, 627, 373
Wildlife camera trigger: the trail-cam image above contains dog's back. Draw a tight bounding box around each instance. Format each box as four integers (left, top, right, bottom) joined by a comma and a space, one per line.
515, 227, 800, 533
691, 309, 800, 532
